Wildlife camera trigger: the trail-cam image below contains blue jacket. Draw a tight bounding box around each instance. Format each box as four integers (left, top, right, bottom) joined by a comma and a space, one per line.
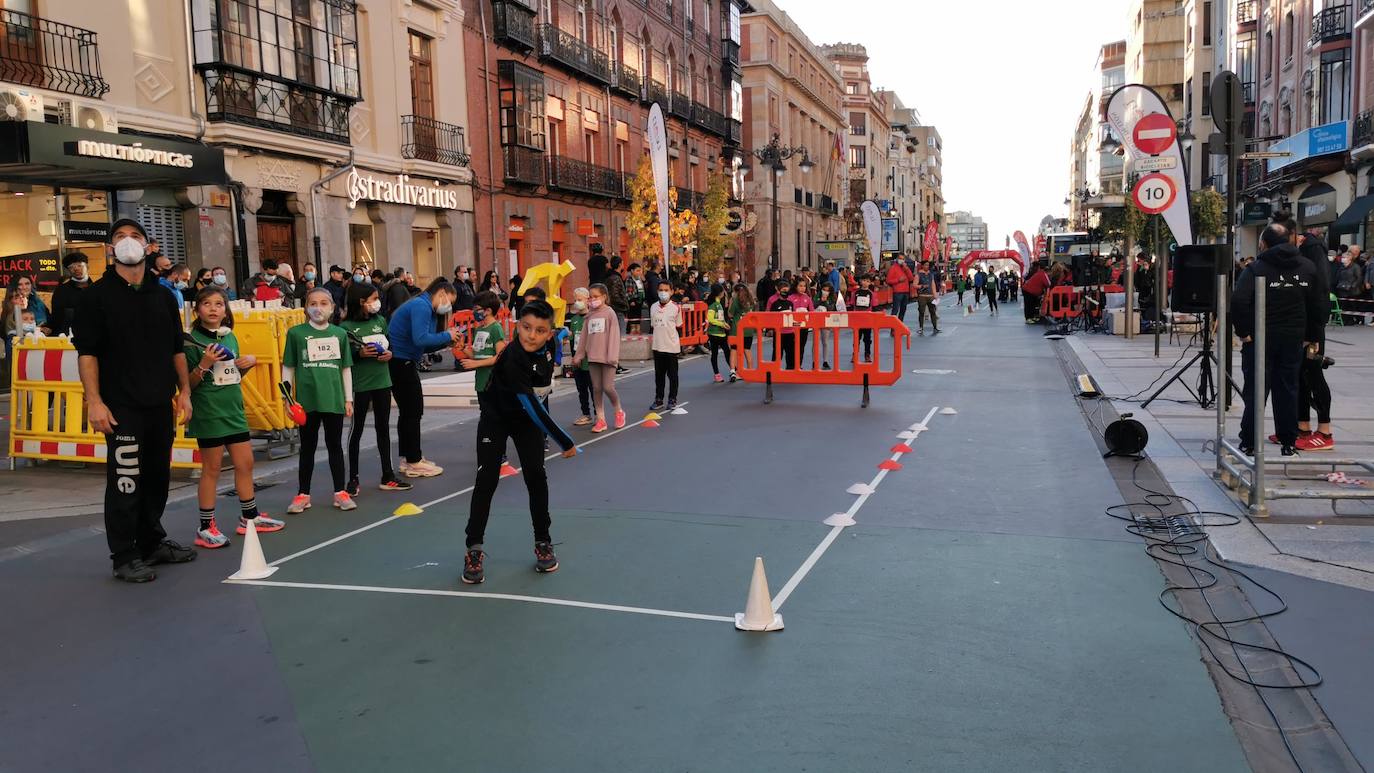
389, 292, 451, 361
827, 268, 842, 294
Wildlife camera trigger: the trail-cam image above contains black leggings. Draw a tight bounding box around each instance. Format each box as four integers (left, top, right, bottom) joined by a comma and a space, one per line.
467, 411, 549, 548
299, 411, 345, 495
708, 335, 730, 374
1298, 347, 1332, 425
348, 388, 394, 482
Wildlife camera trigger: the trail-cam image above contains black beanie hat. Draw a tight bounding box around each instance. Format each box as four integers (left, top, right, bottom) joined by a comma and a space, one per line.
108, 218, 147, 243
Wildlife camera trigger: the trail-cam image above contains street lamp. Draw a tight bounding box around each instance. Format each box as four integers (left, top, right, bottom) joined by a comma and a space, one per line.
740, 132, 812, 272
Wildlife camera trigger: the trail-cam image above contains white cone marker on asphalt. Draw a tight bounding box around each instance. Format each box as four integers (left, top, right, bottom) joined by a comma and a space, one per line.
847, 483, 875, 495
670, 407, 689, 415
734, 557, 784, 632
824, 513, 857, 527
909, 423, 929, 432
939, 407, 958, 416
897, 431, 918, 440
229, 519, 278, 580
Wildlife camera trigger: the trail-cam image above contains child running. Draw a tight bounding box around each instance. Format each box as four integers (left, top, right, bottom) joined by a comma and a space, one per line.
727, 283, 755, 382
565, 288, 595, 426
340, 283, 411, 496
814, 282, 843, 370
854, 274, 875, 362
283, 287, 355, 514
572, 283, 624, 433
705, 283, 732, 382
185, 287, 283, 548
650, 280, 682, 411
462, 300, 578, 584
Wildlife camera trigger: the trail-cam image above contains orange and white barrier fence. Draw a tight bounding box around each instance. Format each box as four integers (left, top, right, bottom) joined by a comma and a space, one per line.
730, 311, 911, 406
677, 301, 708, 347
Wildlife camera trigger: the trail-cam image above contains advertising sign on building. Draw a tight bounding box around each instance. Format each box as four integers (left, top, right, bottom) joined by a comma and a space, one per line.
1265, 121, 1350, 173
880, 218, 900, 252
0, 249, 62, 291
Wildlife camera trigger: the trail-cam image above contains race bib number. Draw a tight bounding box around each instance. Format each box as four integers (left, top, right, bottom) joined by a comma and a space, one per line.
307, 336, 341, 363
212, 360, 241, 386
588, 317, 607, 334
473, 331, 491, 353
856, 296, 871, 308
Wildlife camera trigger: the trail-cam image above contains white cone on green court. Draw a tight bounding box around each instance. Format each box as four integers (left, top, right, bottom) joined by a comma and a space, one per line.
824, 512, 857, 527
735, 557, 784, 632
939, 407, 958, 416
909, 423, 928, 432
847, 483, 874, 495
670, 407, 689, 415
229, 519, 278, 580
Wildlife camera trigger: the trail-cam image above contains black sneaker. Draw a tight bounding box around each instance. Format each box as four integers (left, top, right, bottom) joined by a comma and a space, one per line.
666, 399, 677, 411
378, 477, 413, 492
113, 558, 156, 583
1281, 445, 1300, 458
534, 541, 559, 574
649, 401, 665, 412
615, 365, 629, 375
461, 549, 485, 584
143, 540, 196, 565
345, 476, 360, 497
1238, 441, 1254, 457
932, 328, 941, 335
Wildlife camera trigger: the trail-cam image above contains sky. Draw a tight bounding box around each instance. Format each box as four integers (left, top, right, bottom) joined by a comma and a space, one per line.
775, 0, 1135, 246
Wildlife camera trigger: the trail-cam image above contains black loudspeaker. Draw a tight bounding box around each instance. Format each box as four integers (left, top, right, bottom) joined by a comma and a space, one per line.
1170, 244, 1228, 313
1071, 253, 1092, 282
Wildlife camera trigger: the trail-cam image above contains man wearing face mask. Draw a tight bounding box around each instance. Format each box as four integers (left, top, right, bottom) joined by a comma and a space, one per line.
453, 265, 477, 312
73, 219, 196, 582
209, 266, 238, 300
387, 278, 462, 477
47, 252, 92, 337
323, 265, 348, 308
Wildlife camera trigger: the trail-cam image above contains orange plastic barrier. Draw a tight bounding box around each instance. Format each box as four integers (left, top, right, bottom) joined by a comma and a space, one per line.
677, 301, 707, 347
730, 311, 911, 406
870, 288, 893, 308
1044, 286, 1083, 320
450, 306, 515, 360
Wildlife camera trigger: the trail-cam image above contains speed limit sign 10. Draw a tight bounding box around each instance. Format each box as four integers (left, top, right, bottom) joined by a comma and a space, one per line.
1133, 173, 1176, 215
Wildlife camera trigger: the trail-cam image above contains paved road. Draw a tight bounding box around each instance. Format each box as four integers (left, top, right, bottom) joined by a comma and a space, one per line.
0, 299, 1258, 772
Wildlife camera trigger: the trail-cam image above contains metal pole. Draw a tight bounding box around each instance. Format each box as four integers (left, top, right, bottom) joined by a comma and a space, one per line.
1124, 251, 1136, 339
770, 168, 779, 273
1224, 82, 1240, 411
1215, 277, 1228, 478
1251, 272, 1266, 515
1153, 216, 1162, 356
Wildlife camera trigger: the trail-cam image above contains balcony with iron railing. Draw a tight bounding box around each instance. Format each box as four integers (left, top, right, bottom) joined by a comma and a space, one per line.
0, 7, 109, 98
503, 145, 546, 186
692, 102, 728, 137
727, 120, 741, 146
644, 79, 669, 108
722, 40, 740, 70
201, 65, 352, 143
676, 188, 706, 213
1311, 4, 1351, 43
1359, 0, 1374, 24
669, 90, 693, 120
492, 0, 537, 51
1236, 0, 1257, 25
1355, 109, 1373, 150
538, 24, 610, 84
401, 115, 470, 167
611, 61, 641, 99
548, 154, 622, 198
1241, 80, 1256, 105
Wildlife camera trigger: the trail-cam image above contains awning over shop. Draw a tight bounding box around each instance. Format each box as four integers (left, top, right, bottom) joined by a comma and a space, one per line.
1297, 182, 1338, 226
1331, 194, 1374, 236
0, 121, 226, 189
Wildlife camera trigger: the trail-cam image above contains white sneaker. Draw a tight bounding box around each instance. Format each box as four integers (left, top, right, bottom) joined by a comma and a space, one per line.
286, 494, 311, 514
333, 491, 358, 511
401, 459, 444, 478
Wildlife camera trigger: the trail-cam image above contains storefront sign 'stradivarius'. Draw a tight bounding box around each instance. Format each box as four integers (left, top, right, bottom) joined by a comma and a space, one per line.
347, 170, 459, 210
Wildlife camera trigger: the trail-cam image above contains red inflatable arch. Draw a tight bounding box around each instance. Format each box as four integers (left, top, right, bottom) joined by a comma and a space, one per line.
956, 250, 1025, 276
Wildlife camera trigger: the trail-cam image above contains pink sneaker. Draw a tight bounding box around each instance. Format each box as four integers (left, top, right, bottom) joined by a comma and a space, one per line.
591, 418, 608, 433
613, 410, 626, 429
713, 374, 724, 383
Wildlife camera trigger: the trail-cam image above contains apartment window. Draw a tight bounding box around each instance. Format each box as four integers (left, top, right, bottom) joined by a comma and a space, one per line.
1236, 32, 1255, 87
1203, 1, 1212, 46
609, 15, 620, 63
1185, 77, 1193, 122
539, 0, 552, 24
685, 0, 693, 25
846, 82, 858, 95
849, 112, 865, 136
1187, 13, 1193, 47
575, 1, 588, 43
1283, 11, 1293, 60
1319, 49, 1351, 124
408, 31, 433, 118
1202, 71, 1211, 117
583, 130, 595, 164
767, 35, 777, 62
498, 60, 546, 149
1263, 28, 1272, 79
666, 0, 673, 20
548, 115, 562, 156
849, 145, 865, 169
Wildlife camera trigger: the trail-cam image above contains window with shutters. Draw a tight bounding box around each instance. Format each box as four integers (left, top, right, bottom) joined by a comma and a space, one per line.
135, 205, 187, 262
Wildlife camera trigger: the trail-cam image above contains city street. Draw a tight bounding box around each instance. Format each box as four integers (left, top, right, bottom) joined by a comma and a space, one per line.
8, 297, 1367, 771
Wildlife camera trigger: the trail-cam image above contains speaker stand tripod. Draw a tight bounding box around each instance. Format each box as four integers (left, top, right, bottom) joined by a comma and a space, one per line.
1140, 313, 1240, 410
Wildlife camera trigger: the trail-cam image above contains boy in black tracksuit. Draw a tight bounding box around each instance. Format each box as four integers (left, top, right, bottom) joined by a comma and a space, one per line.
463, 300, 577, 585
1232, 225, 1326, 455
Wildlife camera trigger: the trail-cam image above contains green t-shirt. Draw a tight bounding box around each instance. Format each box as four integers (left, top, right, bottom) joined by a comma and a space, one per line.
472, 321, 506, 392
727, 298, 755, 336
339, 316, 392, 394
184, 327, 249, 440
565, 314, 591, 372
283, 323, 353, 414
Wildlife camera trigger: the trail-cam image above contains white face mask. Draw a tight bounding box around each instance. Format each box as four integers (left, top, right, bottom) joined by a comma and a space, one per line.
213, 274, 227, 286
573, 300, 588, 313
366, 300, 382, 314
658, 291, 671, 302
435, 303, 453, 315
307, 307, 330, 323
112, 237, 146, 265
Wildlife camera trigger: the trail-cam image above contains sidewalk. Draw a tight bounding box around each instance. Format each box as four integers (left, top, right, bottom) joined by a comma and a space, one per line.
1066, 323, 1374, 592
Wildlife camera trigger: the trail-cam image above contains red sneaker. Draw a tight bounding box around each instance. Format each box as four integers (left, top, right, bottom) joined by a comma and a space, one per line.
1295, 433, 1333, 452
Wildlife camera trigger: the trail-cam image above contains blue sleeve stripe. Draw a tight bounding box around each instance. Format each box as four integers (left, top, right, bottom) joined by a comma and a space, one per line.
516, 393, 575, 451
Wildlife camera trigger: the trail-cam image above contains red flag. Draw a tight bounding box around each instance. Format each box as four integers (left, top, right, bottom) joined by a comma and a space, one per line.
922, 222, 939, 261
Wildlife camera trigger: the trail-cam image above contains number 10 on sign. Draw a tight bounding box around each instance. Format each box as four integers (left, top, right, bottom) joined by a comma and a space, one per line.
1132, 173, 1176, 215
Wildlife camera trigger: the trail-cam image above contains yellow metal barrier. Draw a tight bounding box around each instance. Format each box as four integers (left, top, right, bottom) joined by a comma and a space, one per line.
228, 305, 304, 432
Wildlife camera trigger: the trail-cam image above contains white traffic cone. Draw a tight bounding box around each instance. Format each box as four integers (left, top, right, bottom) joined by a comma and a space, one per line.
734, 556, 784, 632
229, 519, 278, 580
824, 512, 857, 527
847, 483, 875, 495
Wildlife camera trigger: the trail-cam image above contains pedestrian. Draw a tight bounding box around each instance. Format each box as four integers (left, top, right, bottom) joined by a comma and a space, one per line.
194, 267, 213, 293
508, 274, 524, 312
301, 263, 318, 292
47, 253, 90, 337
340, 283, 411, 496
389, 278, 461, 477
453, 265, 477, 312
588, 243, 609, 285
1008, 271, 1019, 302
322, 265, 347, 307
283, 288, 356, 514
825, 261, 842, 301
854, 274, 875, 361
1022, 262, 1049, 323
788, 275, 816, 367
573, 283, 625, 433
649, 280, 682, 410
184, 287, 284, 549
565, 288, 595, 426
756, 268, 777, 318
986, 271, 1000, 317
73, 218, 196, 582
972, 266, 987, 306
814, 283, 842, 369
275, 263, 303, 308
914, 261, 941, 335
1294, 227, 1335, 451
460, 300, 578, 585
955, 272, 966, 306
459, 289, 507, 415
1232, 224, 1326, 457
705, 283, 732, 381
767, 277, 800, 369
605, 256, 629, 333
885, 257, 914, 322
385, 268, 413, 317
625, 262, 646, 334
728, 282, 756, 381
479, 270, 505, 299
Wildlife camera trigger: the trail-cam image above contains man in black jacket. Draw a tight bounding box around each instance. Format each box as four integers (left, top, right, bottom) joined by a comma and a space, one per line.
587, 243, 608, 286
1231, 224, 1327, 457
1294, 225, 1334, 450
46, 252, 92, 337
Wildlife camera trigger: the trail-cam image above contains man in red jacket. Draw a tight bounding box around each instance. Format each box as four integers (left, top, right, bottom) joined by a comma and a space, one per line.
886, 258, 915, 323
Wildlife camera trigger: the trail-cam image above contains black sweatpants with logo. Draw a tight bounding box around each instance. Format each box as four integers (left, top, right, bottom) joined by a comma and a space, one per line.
104, 404, 174, 566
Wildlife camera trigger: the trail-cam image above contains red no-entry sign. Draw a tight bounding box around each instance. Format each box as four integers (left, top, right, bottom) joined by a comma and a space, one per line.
1133, 173, 1176, 215
1134, 113, 1177, 155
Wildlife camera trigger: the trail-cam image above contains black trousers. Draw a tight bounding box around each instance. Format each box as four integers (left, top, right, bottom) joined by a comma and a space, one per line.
104, 404, 174, 566
858, 328, 872, 359
1298, 342, 1332, 425
299, 412, 345, 495
987, 290, 999, 311
709, 335, 730, 374
389, 358, 424, 463
348, 388, 394, 481
653, 351, 679, 401
573, 369, 593, 416
1239, 337, 1303, 448
466, 409, 550, 548
1024, 294, 1041, 321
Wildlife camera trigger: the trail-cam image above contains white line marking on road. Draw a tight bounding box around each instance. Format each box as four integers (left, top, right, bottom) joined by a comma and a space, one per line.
224, 578, 735, 624
260, 402, 692, 569
771, 405, 941, 612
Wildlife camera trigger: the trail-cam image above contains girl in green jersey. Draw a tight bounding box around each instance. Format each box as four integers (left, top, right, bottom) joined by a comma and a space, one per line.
283, 288, 355, 514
